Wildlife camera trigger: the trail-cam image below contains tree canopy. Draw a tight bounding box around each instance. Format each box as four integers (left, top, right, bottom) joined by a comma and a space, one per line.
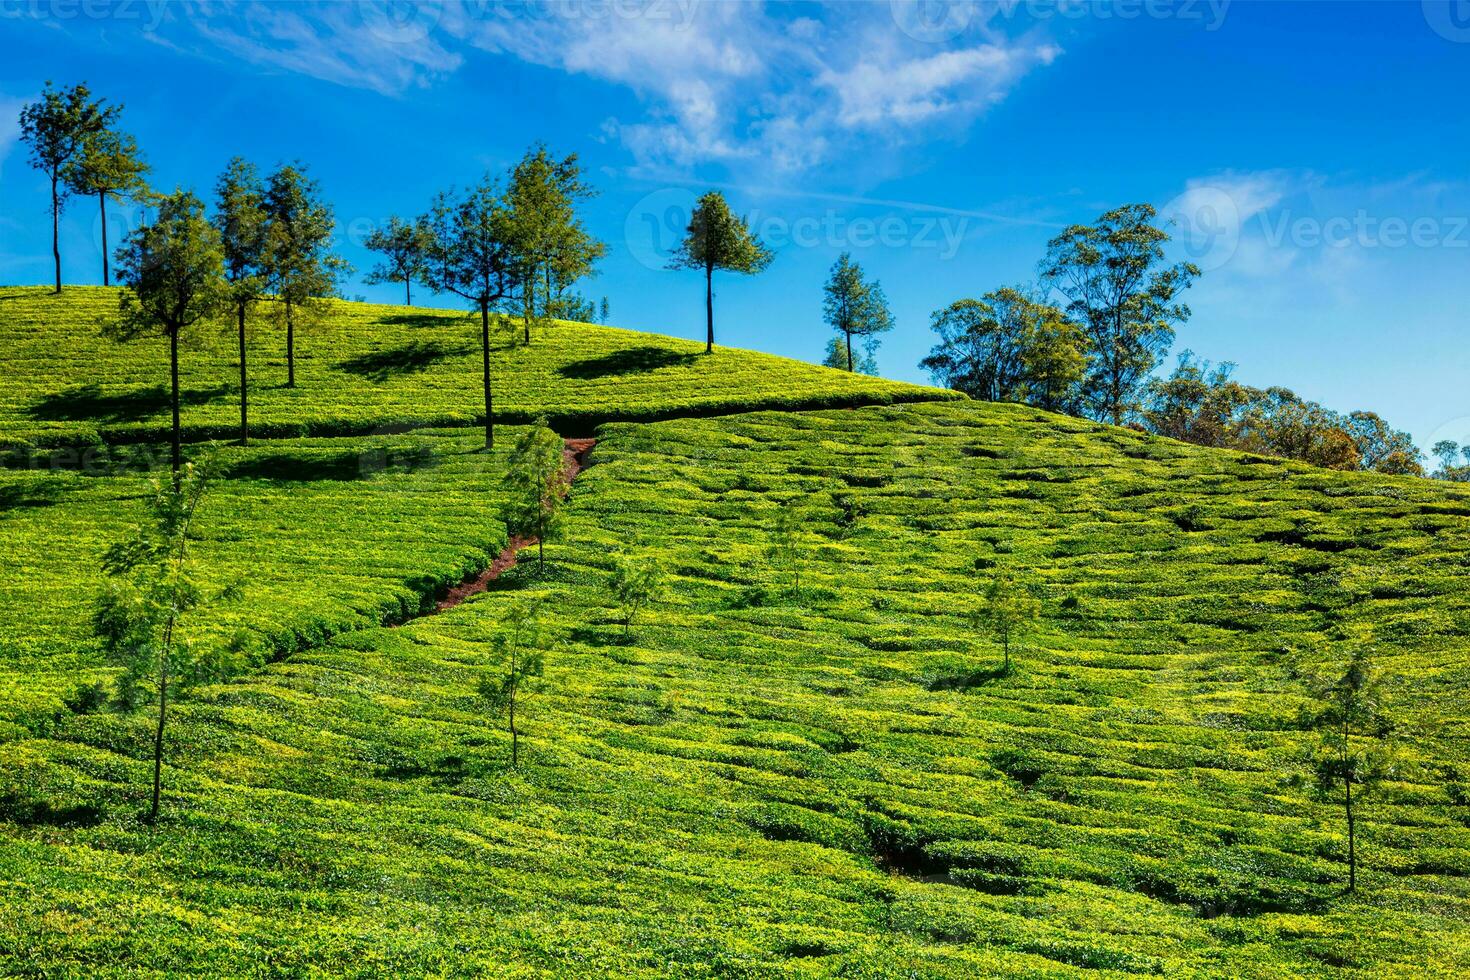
669, 191, 772, 353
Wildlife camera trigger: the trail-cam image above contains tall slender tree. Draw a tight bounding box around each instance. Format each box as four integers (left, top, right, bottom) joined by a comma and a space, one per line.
93, 463, 227, 824
669, 191, 772, 354
364, 215, 431, 306
1041, 204, 1198, 425
479, 598, 546, 768
1305, 649, 1396, 893
213, 158, 267, 445
106, 189, 228, 473
822, 252, 893, 372
501, 146, 605, 344
18, 81, 117, 293
504, 420, 571, 574
66, 125, 150, 286
262, 163, 345, 388
421, 177, 514, 448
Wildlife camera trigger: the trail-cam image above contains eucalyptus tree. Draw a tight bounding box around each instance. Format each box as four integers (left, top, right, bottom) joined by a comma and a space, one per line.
670, 191, 772, 353
1041, 204, 1198, 425
479, 598, 547, 768
504, 420, 570, 574
609, 553, 666, 639
975, 572, 1040, 674
262, 163, 346, 388
364, 215, 432, 306
822, 252, 893, 372
94, 462, 238, 824
106, 189, 228, 473
1305, 649, 1396, 893
18, 81, 118, 292
420, 176, 514, 448
214, 158, 267, 445
767, 499, 805, 600
823, 335, 876, 374
67, 125, 150, 285
501, 146, 605, 343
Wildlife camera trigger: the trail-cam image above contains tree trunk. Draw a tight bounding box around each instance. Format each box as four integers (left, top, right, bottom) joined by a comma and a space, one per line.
169, 328, 182, 473
1346, 776, 1356, 892
51, 177, 62, 294
480, 301, 494, 449
509, 697, 518, 768
285, 299, 296, 388
237, 303, 249, 446
845, 328, 854, 372
148, 635, 170, 826
405, 278, 411, 307
704, 264, 715, 354
99, 191, 110, 285
538, 537, 545, 575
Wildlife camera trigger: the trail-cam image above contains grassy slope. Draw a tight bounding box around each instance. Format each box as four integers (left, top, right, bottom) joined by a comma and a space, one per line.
0, 427, 518, 728
0, 285, 952, 448
3, 401, 1469, 977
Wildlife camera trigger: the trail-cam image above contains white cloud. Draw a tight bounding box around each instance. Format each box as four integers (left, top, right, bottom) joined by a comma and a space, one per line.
0, 96, 26, 183
171, 1, 462, 97
819, 41, 1060, 129
161, 1, 1061, 176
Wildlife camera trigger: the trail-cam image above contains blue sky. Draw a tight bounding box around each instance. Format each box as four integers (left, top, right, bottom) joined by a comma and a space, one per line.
2, 1, 1467, 450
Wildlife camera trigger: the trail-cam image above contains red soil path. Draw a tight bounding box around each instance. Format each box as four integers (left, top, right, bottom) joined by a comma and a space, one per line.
426, 437, 596, 616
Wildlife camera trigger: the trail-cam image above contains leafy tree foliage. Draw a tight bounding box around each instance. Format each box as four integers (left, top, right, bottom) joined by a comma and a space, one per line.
66, 123, 149, 285
823, 335, 876, 374
420, 176, 513, 448
921, 287, 1084, 409
503, 420, 570, 574
261, 163, 346, 388
1303, 649, 1396, 893
213, 158, 268, 446
93, 463, 235, 823
669, 191, 772, 354
501, 146, 605, 343
106, 189, 228, 472
478, 598, 546, 768
975, 572, 1040, 674
609, 553, 666, 639
363, 216, 432, 307
1139, 354, 1422, 474
822, 252, 893, 372
1429, 440, 1470, 482
1041, 204, 1199, 425
767, 498, 805, 600
19, 81, 118, 293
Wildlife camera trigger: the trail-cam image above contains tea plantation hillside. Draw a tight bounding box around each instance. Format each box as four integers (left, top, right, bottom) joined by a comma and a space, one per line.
3, 400, 1469, 977
0, 285, 951, 449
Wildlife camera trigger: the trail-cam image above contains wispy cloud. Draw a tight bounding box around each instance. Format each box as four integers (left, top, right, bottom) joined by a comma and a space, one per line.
168, 1, 462, 97
153, 1, 1061, 176
0, 95, 27, 184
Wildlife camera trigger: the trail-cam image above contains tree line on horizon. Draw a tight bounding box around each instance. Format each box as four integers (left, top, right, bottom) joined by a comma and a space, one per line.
918, 203, 1428, 477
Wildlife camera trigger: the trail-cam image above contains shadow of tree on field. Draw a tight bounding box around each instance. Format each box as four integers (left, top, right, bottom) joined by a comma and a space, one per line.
225, 450, 373, 483
0, 478, 68, 515
379, 313, 463, 329
335, 339, 472, 382
557, 346, 698, 380
27, 383, 232, 424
